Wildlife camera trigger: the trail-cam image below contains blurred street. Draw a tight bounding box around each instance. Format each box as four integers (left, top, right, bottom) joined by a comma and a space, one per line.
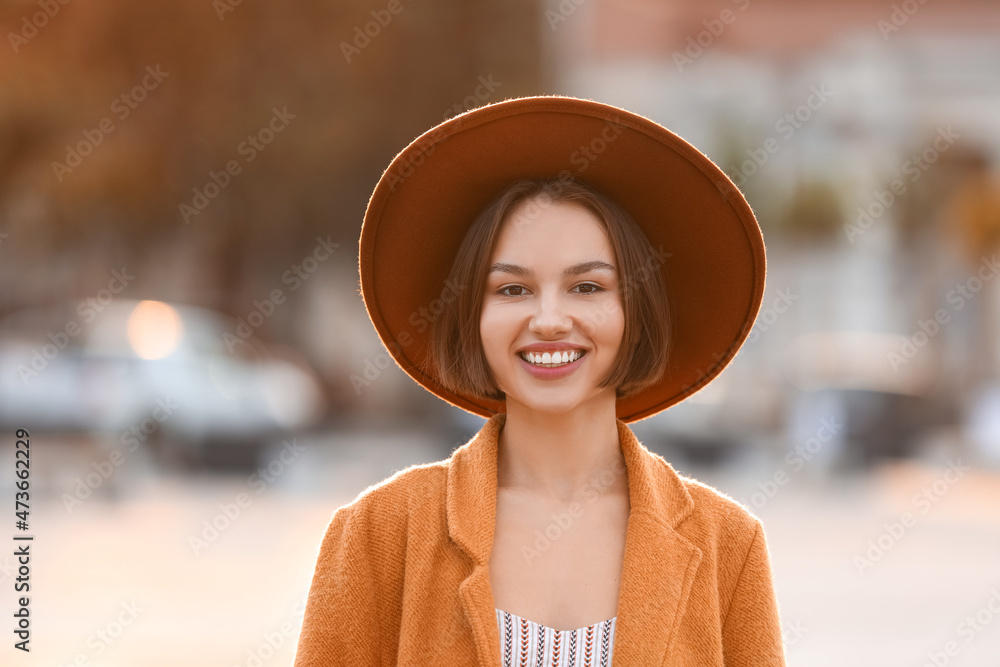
4, 427, 998, 667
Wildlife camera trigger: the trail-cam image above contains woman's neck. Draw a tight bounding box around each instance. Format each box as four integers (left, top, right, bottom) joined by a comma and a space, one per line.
496, 397, 628, 503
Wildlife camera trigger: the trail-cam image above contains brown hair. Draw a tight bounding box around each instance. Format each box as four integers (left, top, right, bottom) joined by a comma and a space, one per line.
426, 176, 672, 402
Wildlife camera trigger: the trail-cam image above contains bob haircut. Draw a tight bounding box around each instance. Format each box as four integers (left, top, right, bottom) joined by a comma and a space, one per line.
426, 176, 672, 403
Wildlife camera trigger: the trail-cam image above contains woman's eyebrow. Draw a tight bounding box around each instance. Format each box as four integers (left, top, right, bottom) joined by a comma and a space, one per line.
487, 260, 617, 278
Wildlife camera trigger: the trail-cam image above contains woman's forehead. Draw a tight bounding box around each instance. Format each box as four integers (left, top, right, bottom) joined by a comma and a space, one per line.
500, 200, 605, 239
493, 223, 612, 260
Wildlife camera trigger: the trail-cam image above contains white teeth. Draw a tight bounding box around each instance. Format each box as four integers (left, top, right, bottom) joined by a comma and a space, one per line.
520, 350, 584, 366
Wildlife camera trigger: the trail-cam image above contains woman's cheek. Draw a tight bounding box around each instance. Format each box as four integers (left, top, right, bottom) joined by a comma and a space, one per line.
582, 300, 620, 330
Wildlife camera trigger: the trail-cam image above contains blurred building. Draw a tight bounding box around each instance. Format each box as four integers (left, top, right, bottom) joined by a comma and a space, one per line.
544, 0, 1000, 465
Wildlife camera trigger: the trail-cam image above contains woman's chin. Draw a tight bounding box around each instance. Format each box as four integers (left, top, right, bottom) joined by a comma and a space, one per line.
505, 391, 603, 418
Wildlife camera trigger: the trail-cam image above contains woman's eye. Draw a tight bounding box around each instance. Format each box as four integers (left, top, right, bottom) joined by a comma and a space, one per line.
496, 283, 603, 297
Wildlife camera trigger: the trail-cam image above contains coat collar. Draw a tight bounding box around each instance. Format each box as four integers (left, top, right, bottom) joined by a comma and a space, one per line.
446, 412, 705, 666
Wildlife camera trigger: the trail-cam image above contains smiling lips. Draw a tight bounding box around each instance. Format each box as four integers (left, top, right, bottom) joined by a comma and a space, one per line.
518, 349, 586, 367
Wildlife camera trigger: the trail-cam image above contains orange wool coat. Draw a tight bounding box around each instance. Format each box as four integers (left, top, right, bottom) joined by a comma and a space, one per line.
292, 412, 787, 666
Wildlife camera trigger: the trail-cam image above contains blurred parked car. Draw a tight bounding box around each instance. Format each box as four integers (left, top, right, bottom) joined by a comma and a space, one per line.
782, 330, 955, 469
0, 299, 326, 467
624, 346, 787, 468
965, 381, 1000, 466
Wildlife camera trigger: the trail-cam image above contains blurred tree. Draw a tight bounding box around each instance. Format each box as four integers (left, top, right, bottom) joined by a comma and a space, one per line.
939, 154, 1000, 384
776, 177, 844, 242
0, 0, 543, 321
894, 144, 1000, 387
943, 163, 1000, 268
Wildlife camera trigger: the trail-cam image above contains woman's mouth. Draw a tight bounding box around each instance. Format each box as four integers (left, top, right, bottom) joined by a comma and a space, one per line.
516, 349, 587, 379
518, 349, 586, 367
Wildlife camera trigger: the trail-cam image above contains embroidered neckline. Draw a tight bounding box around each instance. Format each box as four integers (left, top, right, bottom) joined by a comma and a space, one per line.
496, 608, 617, 633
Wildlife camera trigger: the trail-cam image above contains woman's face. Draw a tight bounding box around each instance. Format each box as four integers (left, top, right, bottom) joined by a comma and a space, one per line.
480, 197, 625, 416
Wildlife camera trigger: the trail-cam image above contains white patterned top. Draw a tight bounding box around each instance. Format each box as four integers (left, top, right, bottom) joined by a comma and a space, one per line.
496, 608, 617, 667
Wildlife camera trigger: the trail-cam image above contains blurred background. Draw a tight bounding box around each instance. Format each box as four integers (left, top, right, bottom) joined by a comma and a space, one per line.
1, 0, 999, 665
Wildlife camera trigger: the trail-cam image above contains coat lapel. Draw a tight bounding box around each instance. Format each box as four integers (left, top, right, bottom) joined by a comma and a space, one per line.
447, 412, 704, 666
611, 418, 704, 664
447, 414, 503, 666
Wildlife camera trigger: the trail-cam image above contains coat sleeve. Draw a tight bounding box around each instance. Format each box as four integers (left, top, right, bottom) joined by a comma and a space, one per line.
720, 521, 786, 666
293, 501, 384, 667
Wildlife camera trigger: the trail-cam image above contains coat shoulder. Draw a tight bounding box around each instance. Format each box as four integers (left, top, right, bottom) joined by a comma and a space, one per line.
661, 466, 778, 614
638, 445, 763, 537
679, 472, 763, 532
311, 457, 452, 581
335, 456, 451, 524
650, 457, 767, 559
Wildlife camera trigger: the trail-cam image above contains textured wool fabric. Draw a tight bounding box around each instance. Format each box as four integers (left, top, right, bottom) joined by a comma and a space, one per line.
293, 413, 787, 666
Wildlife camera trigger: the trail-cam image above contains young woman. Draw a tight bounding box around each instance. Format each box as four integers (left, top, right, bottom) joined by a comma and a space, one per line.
293, 95, 786, 666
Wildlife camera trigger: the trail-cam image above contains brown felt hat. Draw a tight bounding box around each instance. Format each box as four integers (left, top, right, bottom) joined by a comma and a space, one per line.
358, 95, 766, 423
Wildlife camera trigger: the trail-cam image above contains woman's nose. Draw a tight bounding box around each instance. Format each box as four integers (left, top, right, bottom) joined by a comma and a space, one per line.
529, 291, 572, 335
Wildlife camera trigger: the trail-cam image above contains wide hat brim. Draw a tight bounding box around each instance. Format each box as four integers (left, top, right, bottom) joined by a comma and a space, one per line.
358, 95, 765, 423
